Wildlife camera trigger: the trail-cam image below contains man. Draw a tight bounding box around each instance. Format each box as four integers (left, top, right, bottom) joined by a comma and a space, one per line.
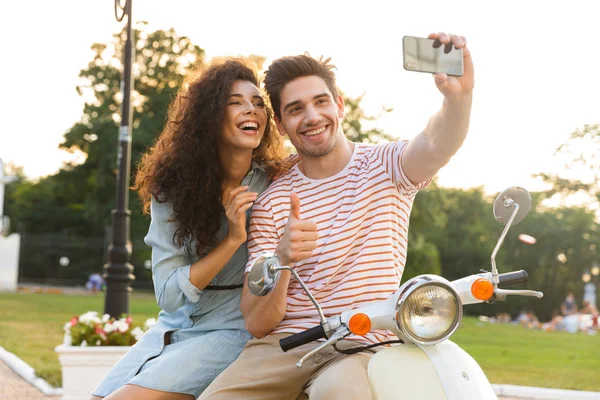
200, 32, 474, 400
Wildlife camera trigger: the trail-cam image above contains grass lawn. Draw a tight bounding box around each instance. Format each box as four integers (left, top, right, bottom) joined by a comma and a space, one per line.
452, 317, 600, 391
1, 291, 599, 391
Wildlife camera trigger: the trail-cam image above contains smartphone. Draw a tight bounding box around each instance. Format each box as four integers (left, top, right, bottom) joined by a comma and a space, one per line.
402, 35, 463, 77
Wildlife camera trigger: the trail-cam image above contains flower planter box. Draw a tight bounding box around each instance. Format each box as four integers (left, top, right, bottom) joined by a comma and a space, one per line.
55, 344, 131, 400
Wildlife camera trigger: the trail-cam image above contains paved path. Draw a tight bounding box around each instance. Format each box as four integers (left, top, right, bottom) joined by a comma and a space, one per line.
0, 360, 60, 400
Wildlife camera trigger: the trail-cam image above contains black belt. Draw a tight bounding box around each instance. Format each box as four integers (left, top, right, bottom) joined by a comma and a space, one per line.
204, 284, 243, 290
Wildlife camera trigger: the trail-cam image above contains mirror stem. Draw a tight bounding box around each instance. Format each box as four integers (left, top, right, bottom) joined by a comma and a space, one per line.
275, 265, 328, 325
490, 199, 520, 287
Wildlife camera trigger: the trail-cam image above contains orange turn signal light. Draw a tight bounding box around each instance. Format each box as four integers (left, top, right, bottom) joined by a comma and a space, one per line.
471, 278, 494, 301
348, 313, 372, 335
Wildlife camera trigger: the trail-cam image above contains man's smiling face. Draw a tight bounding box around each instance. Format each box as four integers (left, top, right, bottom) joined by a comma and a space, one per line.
276, 75, 344, 159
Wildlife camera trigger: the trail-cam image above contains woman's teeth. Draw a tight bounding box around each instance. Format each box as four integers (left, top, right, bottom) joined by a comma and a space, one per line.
239, 122, 258, 130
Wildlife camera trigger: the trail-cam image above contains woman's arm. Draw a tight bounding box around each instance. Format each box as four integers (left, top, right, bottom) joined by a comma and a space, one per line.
188, 186, 257, 289
146, 187, 256, 312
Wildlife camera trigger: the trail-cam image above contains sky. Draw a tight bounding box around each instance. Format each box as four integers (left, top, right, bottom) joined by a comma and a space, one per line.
1, 0, 599, 196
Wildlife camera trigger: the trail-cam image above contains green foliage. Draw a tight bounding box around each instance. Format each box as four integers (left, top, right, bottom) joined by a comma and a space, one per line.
536, 123, 600, 208
403, 234, 441, 281
409, 185, 599, 321
6, 26, 204, 281
421, 186, 498, 281
59, 25, 205, 238
498, 203, 599, 320
342, 93, 395, 144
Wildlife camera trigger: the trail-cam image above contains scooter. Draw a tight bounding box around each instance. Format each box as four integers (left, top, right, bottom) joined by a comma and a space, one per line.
247, 186, 544, 400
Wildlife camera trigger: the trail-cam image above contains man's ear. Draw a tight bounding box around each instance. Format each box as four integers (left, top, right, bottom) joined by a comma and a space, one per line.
275, 116, 286, 137
337, 94, 345, 119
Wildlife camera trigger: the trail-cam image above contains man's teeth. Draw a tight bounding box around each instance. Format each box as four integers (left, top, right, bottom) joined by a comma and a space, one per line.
239, 122, 258, 130
304, 126, 326, 137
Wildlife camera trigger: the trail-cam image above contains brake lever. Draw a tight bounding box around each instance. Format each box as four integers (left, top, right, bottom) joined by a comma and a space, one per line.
493, 288, 544, 301
295, 328, 349, 368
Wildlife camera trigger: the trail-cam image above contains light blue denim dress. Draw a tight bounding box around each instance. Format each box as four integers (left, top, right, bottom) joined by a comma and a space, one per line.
93, 164, 269, 398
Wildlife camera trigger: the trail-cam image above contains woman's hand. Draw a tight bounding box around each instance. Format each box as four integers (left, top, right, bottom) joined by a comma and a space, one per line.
223, 185, 258, 245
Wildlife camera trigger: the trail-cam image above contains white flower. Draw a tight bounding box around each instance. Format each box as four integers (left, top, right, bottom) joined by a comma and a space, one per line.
104, 322, 116, 333
131, 327, 145, 341
80, 340, 87, 347
96, 340, 101, 346
79, 311, 101, 325
63, 322, 72, 333
114, 318, 129, 333
144, 318, 157, 329
102, 314, 111, 323
63, 332, 72, 346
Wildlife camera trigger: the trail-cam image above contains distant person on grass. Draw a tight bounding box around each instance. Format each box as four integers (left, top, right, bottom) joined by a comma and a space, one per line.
85, 273, 104, 294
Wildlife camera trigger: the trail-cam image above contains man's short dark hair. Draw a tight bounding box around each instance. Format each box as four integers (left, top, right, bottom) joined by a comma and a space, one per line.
264, 54, 339, 120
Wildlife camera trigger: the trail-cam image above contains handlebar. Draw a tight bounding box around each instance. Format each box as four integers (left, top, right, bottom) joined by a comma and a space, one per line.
280, 325, 327, 352
498, 270, 528, 286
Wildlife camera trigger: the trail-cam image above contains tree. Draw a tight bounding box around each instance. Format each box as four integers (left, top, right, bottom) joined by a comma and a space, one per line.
60, 24, 205, 241
403, 181, 446, 282
536, 124, 600, 211
7, 25, 204, 282
500, 202, 599, 320
342, 94, 395, 144
409, 186, 497, 284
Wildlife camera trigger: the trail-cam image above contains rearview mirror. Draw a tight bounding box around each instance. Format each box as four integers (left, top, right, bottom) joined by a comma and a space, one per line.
493, 187, 531, 226
247, 253, 282, 296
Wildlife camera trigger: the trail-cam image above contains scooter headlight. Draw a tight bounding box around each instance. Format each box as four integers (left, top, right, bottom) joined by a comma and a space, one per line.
395, 275, 462, 345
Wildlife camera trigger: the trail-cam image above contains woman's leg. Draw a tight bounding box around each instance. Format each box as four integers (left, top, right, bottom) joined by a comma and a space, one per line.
123, 329, 251, 398
102, 384, 194, 400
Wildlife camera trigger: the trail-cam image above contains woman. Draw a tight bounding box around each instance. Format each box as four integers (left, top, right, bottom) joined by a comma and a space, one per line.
92, 59, 287, 399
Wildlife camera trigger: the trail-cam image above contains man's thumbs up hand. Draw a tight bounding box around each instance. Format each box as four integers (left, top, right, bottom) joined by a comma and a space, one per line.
276, 192, 318, 266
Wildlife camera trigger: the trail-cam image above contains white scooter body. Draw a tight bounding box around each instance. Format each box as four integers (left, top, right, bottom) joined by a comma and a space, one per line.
368, 340, 497, 400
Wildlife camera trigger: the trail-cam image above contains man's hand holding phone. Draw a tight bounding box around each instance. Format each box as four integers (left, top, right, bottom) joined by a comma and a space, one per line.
403, 32, 473, 101
427, 32, 474, 100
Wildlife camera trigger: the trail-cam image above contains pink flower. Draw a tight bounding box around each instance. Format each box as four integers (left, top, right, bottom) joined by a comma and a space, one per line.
95, 326, 108, 341
70, 316, 79, 326
126, 316, 132, 324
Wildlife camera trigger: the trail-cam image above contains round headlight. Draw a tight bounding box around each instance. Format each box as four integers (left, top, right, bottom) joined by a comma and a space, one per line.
396, 276, 462, 345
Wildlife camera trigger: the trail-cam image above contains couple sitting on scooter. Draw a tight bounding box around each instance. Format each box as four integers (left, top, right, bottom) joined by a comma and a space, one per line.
92, 31, 474, 400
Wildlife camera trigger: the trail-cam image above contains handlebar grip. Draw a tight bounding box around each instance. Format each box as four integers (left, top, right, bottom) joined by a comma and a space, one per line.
279, 325, 327, 352
498, 270, 528, 286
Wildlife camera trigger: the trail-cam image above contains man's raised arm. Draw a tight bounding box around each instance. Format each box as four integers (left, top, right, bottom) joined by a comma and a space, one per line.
402, 32, 475, 185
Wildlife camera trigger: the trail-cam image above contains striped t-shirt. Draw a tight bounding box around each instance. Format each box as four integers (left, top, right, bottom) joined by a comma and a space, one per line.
245, 140, 429, 344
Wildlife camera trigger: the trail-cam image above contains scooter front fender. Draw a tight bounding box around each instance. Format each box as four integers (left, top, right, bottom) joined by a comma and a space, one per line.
368, 340, 497, 400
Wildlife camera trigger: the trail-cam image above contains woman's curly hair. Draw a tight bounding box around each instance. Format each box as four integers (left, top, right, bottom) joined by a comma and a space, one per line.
134, 58, 286, 254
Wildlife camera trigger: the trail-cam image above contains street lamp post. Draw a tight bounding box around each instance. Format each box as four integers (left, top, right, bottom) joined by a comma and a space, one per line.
103, 0, 135, 317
